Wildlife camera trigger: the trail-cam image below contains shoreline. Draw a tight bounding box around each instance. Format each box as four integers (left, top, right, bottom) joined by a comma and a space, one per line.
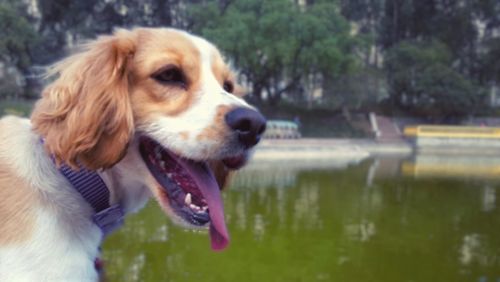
253, 137, 500, 161
253, 138, 413, 161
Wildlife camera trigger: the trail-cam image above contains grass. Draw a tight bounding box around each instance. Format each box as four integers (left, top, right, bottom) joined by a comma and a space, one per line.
0, 99, 34, 117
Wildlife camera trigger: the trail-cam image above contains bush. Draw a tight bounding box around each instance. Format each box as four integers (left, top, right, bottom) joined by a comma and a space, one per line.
0, 99, 34, 117
385, 40, 487, 122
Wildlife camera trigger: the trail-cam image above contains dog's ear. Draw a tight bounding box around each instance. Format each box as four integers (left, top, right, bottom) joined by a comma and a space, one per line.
32, 29, 136, 170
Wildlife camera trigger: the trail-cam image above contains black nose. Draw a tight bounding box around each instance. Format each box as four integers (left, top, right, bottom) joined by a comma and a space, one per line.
225, 107, 267, 148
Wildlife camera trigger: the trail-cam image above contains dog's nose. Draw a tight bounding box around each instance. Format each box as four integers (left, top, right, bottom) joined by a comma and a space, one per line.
225, 107, 267, 148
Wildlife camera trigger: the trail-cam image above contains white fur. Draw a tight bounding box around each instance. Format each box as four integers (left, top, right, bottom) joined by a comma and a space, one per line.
0, 117, 173, 281
138, 31, 251, 160
0, 29, 256, 282
0, 117, 101, 282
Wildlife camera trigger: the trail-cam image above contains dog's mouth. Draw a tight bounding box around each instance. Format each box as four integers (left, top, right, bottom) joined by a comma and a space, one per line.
139, 136, 246, 251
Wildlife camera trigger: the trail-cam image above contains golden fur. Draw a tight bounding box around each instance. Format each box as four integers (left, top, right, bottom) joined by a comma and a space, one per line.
31, 28, 238, 173
0, 27, 261, 281
31, 30, 136, 170
0, 164, 38, 246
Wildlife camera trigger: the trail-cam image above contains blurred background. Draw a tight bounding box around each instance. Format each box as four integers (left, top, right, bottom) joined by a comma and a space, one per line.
2, 0, 499, 134
2, 0, 500, 281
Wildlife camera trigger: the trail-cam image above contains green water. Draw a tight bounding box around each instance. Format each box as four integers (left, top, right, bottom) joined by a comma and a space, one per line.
103, 157, 500, 282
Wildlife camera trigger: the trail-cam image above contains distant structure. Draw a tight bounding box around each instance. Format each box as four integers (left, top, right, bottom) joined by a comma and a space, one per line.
404, 125, 500, 152
369, 112, 403, 141
263, 120, 301, 139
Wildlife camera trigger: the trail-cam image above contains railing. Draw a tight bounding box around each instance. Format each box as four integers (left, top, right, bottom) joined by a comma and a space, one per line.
263, 120, 301, 139
404, 125, 500, 139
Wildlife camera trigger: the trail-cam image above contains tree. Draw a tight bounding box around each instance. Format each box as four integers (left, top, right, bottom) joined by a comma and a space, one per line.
341, 0, 384, 66
189, 0, 358, 106
385, 40, 486, 121
379, 0, 489, 80
0, 2, 38, 70
30, 0, 188, 65
0, 1, 38, 98
474, 0, 500, 95
323, 67, 387, 111
480, 38, 500, 83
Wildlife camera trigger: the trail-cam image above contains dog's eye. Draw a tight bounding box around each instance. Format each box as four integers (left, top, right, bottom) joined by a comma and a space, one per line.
223, 81, 234, 93
152, 66, 186, 88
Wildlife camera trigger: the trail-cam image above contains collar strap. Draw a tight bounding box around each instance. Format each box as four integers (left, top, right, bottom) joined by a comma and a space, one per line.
59, 165, 111, 211
58, 163, 124, 235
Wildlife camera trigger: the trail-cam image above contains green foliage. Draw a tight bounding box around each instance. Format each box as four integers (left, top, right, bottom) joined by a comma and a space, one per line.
385, 40, 486, 121
189, 0, 358, 104
0, 99, 33, 116
480, 37, 500, 83
341, 0, 500, 121
34, 0, 185, 64
258, 102, 368, 138
0, 0, 499, 126
0, 1, 39, 99
379, 0, 500, 84
0, 1, 38, 70
324, 67, 387, 110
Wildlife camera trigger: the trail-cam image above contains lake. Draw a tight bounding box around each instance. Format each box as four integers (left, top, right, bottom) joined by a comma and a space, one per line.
103, 154, 500, 282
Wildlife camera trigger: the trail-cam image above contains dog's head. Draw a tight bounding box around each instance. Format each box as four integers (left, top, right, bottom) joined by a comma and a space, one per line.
31, 28, 266, 250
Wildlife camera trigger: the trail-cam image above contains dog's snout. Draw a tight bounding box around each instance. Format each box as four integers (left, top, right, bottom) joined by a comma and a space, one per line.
225, 107, 266, 148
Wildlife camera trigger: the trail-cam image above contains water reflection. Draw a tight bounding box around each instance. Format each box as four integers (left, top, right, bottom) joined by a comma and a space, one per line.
460, 233, 482, 266
344, 220, 376, 242
401, 154, 500, 180
482, 186, 496, 212
103, 155, 500, 282
234, 157, 365, 189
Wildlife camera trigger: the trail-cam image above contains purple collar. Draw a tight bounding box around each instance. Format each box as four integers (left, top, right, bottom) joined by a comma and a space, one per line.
58, 163, 124, 236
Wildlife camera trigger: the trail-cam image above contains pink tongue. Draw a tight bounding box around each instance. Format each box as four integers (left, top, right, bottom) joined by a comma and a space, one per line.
177, 158, 229, 251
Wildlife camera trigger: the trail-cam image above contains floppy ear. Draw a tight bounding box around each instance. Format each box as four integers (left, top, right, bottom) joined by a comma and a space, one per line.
31, 29, 136, 170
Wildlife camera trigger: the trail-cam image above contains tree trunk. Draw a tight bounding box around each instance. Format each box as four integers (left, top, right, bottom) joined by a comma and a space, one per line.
252, 84, 263, 103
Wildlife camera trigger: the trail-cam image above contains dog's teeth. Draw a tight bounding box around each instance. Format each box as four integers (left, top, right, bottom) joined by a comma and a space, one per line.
202, 206, 208, 212
185, 193, 192, 205
189, 204, 200, 210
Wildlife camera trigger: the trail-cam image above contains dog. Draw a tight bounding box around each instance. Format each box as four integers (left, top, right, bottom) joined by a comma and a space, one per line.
0, 27, 266, 281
